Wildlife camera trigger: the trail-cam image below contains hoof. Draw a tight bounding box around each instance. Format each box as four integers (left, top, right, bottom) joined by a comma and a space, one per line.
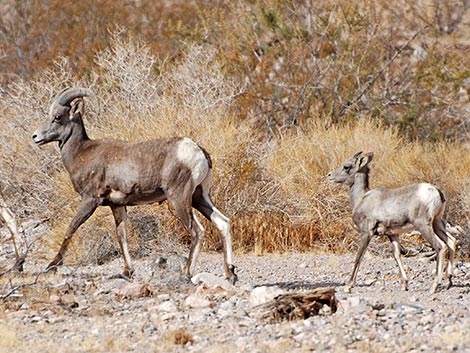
227, 264, 238, 285
46, 256, 63, 273
446, 276, 453, 290
45, 264, 59, 273
181, 274, 192, 283
123, 268, 134, 279
228, 273, 238, 285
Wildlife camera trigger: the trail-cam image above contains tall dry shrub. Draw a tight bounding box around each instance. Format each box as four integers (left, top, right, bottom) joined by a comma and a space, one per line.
262, 119, 470, 256
0, 35, 266, 266
2, 1, 470, 266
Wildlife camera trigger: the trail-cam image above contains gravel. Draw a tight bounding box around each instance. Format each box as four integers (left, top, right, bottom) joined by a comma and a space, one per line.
1, 250, 469, 352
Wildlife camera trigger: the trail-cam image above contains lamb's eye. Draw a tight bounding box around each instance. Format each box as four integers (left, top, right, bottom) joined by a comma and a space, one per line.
343, 164, 352, 172
53, 115, 61, 122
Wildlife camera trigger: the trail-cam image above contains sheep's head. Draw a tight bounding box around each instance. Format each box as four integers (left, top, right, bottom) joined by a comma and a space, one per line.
327, 151, 374, 186
32, 87, 92, 148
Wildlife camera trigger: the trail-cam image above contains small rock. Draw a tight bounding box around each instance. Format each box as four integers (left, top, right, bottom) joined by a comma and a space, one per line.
116, 282, 152, 299
191, 272, 234, 291
156, 294, 171, 301
393, 303, 424, 314
184, 294, 212, 309
30, 316, 43, 323
156, 301, 178, 313
337, 296, 369, 313
217, 300, 235, 317
49, 294, 61, 305
153, 256, 167, 269
152, 254, 187, 273
249, 286, 285, 307
46, 317, 63, 324
188, 308, 214, 323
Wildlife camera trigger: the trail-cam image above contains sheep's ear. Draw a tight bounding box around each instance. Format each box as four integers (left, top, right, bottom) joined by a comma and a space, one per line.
357, 152, 374, 169
69, 99, 84, 121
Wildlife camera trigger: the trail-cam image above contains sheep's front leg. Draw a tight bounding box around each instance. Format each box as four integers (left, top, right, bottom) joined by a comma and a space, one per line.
47, 197, 98, 272
347, 230, 373, 293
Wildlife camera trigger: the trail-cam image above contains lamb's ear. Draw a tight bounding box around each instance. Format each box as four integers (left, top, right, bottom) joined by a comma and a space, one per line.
69, 99, 84, 121
352, 151, 363, 159
357, 152, 374, 169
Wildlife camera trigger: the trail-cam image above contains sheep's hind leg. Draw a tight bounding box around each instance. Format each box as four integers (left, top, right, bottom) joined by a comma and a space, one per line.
111, 206, 134, 279
387, 233, 409, 290
192, 188, 237, 284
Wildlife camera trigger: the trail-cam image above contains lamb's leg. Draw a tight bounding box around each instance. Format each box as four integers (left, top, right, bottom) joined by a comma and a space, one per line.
416, 223, 447, 293
434, 219, 456, 289
387, 233, 409, 290
347, 230, 373, 293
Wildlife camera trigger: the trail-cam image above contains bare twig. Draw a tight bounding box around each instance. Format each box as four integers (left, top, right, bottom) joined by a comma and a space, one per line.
0, 269, 45, 301
339, 27, 429, 117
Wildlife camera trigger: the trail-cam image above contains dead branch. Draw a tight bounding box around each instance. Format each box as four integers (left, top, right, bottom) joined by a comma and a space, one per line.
339, 27, 429, 117
259, 287, 337, 322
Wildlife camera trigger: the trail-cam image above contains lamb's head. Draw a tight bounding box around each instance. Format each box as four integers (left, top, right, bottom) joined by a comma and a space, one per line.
327, 151, 374, 186
32, 87, 92, 148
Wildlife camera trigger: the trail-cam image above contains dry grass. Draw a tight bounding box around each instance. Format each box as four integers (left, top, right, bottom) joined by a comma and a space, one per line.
1, 0, 470, 270
165, 329, 194, 346
262, 120, 470, 257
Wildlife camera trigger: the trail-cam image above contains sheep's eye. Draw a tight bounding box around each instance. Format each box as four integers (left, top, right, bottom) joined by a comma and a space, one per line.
53, 115, 61, 122
343, 164, 352, 172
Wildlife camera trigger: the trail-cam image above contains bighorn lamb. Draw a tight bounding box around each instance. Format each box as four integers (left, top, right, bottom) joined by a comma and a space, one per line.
328, 151, 455, 293
32, 87, 237, 283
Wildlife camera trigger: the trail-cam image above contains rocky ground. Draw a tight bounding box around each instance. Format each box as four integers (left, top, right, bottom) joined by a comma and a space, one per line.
1, 242, 470, 353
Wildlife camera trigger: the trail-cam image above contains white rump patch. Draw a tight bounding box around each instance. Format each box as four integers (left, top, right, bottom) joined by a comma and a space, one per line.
417, 183, 438, 203
175, 138, 209, 183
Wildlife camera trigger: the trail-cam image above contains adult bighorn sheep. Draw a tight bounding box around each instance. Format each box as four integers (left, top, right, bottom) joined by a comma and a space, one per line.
328, 151, 456, 293
32, 87, 237, 284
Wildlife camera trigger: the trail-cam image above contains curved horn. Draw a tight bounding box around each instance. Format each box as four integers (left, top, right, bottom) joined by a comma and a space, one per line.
55, 87, 93, 107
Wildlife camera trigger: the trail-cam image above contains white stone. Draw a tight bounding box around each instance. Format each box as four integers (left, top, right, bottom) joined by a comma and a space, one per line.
191, 272, 233, 290
156, 301, 178, 313
249, 286, 285, 307
184, 294, 212, 309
